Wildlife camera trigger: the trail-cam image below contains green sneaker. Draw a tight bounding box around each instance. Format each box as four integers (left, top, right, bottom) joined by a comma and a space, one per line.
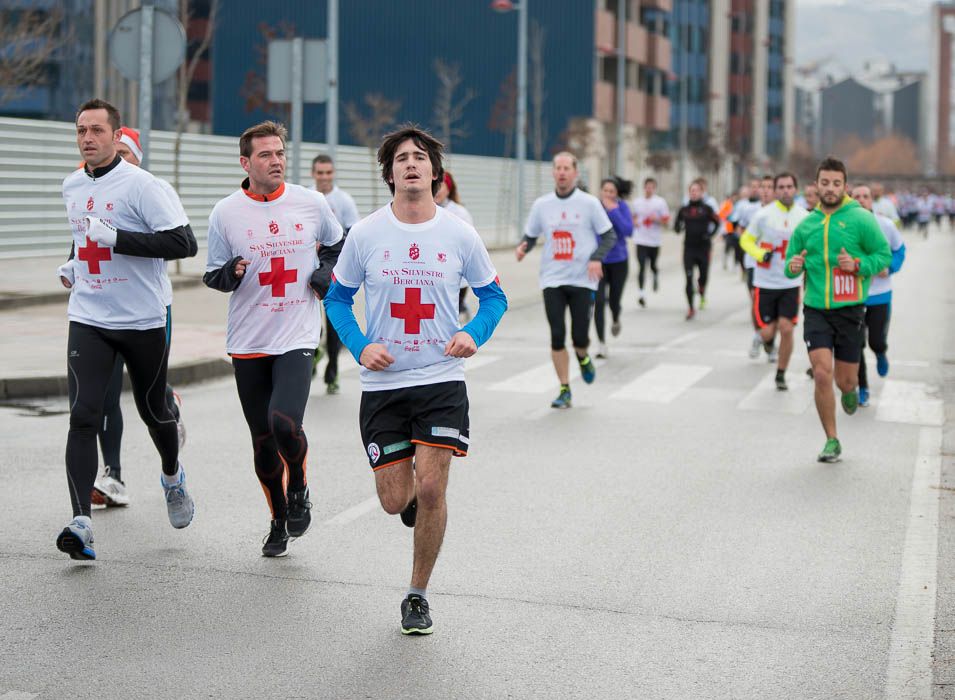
817, 438, 841, 463
841, 391, 858, 415
699, 296, 707, 310
326, 379, 340, 395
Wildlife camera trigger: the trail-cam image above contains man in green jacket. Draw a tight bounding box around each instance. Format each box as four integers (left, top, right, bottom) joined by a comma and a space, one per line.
785, 156, 891, 462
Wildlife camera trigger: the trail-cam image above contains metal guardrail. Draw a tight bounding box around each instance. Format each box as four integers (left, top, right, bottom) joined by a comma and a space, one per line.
0, 116, 551, 258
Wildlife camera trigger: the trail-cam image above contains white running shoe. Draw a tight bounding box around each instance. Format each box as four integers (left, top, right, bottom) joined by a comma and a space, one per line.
92, 467, 130, 507
56, 516, 96, 560
749, 335, 762, 359
596, 342, 609, 359
768, 347, 779, 363
162, 464, 195, 529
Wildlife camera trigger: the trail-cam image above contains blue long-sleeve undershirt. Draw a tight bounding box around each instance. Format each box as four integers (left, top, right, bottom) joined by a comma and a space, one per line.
889, 243, 906, 275
323, 279, 507, 364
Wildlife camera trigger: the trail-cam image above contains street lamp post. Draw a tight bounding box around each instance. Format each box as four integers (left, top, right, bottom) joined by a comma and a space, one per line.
492, 0, 527, 240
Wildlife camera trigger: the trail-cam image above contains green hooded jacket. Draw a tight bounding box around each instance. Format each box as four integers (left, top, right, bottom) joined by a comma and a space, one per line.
784, 196, 891, 309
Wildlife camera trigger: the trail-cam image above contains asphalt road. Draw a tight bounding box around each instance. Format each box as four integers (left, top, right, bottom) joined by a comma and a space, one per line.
2, 228, 953, 699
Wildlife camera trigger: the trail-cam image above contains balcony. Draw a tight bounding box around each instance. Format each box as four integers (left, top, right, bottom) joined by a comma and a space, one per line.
647, 95, 671, 131
626, 23, 649, 64
647, 33, 671, 72
626, 89, 648, 124
594, 81, 615, 123
595, 9, 615, 54
595, 82, 669, 131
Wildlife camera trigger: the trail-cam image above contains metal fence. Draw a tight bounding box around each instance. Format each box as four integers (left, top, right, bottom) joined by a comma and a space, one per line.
0, 116, 551, 258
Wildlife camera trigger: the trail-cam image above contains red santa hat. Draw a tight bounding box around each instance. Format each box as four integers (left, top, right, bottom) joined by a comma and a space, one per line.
118, 126, 143, 163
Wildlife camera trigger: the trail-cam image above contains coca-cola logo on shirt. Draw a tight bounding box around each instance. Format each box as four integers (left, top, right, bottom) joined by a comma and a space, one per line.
86, 197, 94, 211
106, 202, 114, 211
269, 220, 280, 235
409, 242, 420, 260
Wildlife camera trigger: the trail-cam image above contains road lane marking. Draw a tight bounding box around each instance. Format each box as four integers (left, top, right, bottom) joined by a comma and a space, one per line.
489, 357, 603, 394
737, 369, 813, 414
464, 354, 500, 372
609, 363, 712, 403
875, 380, 943, 427
884, 426, 941, 700
323, 496, 381, 525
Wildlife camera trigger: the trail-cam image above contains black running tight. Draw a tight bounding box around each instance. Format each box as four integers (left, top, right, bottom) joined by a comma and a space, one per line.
594, 259, 628, 342
232, 349, 313, 520
543, 286, 593, 351
636, 245, 659, 290
683, 246, 711, 309
66, 321, 179, 517
858, 303, 891, 390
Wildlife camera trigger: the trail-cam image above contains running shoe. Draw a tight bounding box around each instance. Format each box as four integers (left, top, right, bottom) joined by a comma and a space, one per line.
685, 308, 695, 321
767, 347, 779, 364
749, 335, 761, 358
596, 342, 608, 359
551, 388, 572, 409
876, 353, 889, 377
611, 320, 621, 337
775, 374, 788, 391
172, 391, 186, 449
638, 296, 646, 308
841, 390, 859, 416
326, 380, 340, 395
653, 274, 659, 292
162, 465, 195, 529
56, 516, 95, 560
262, 519, 289, 557
400, 496, 417, 528
578, 355, 596, 384
400, 594, 433, 635
287, 486, 312, 537
699, 296, 707, 310
859, 387, 870, 407
311, 345, 325, 379
92, 467, 130, 507
817, 438, 842, 463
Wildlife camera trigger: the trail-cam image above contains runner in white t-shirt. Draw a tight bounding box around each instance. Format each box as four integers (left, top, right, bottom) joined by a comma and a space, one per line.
324, 125, 507, 635
629, 176, 670, 308
59, 125, 188, 510
205, 122, 344, 557
311, 154, 360, 395
434, 170, 475, 322
55, 99, 198, 562
515, 151, 616, 409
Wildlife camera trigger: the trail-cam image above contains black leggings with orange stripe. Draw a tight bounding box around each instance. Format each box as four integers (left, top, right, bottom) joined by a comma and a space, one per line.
233, 349, 313, 520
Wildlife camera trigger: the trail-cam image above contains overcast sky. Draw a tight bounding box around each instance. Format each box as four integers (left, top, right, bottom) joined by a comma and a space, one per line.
795, 0, 935, 76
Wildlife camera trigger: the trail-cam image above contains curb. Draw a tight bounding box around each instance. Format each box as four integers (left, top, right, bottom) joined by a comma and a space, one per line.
0, 357, 233, 401
0, 275, 205, 311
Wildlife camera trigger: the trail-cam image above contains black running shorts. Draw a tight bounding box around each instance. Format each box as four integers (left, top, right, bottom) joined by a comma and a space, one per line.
754, 287, 800, 327
359, 380, 469, 470
803, 305, 865, 363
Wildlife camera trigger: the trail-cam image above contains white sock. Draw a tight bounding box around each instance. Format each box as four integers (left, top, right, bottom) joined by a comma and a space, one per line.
161, 464, 182, 487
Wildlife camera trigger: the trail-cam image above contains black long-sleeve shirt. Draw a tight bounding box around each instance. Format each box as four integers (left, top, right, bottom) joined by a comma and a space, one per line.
674, 200, 720, 247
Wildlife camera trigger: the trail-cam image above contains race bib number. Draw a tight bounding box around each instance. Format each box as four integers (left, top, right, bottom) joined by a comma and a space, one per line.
832, 268, 858, 302
552, 230, 575, 261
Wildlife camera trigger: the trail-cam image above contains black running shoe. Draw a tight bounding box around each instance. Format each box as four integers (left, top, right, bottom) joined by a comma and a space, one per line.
262, 519, 288, 557
401, 594, 433, 635
400, 497, 417, 528
287, 487, 312, 537
775, 374, 788, 391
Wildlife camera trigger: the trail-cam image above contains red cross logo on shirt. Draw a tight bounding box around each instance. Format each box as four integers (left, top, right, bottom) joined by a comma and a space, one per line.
77, 235, 111, 274
390, 287, 435, 334
258, 256, 298, 297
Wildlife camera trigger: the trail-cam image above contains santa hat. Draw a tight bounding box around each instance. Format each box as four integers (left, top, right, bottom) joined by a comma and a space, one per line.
118, 126, 143, 163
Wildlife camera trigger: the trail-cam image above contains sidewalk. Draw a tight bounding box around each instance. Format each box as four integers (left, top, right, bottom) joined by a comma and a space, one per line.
0, 246, 543, 400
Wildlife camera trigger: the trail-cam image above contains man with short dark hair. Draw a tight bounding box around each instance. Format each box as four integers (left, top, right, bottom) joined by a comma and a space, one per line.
56, 98, 198, 560
204, 120, 344, 557
311, 153, 360, 394
324, 124, 507, 634
785, 157, 891, 462
739, 172, 808, 389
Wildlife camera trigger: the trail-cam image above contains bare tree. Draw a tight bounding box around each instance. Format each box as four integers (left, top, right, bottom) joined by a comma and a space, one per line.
488, 69, 517, 236
173, 0, 219, 193
344, 93, 401, 208
431, 58, 476, 158
0, 6, 69, 106
239, 20, 296, 124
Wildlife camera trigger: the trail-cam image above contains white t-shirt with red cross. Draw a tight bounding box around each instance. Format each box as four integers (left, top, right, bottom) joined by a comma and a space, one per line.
156, 177, 187, 306
206, 182, 343, 355
630, 194, 670, 247
332, 203, 498, 391
313, 184, 360, 230
524, 188, 613, 291
62, 158, 188, 330
746, 201, 809, 289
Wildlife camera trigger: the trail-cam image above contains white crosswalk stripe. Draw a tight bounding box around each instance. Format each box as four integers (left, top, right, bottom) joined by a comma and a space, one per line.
609, 363, 712, 403
875, 379, 943, 426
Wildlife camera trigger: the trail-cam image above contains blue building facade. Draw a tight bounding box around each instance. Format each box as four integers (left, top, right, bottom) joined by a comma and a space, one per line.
664, 0, 710, 150
765, 0, 785, 159
211, 0, 595, 158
